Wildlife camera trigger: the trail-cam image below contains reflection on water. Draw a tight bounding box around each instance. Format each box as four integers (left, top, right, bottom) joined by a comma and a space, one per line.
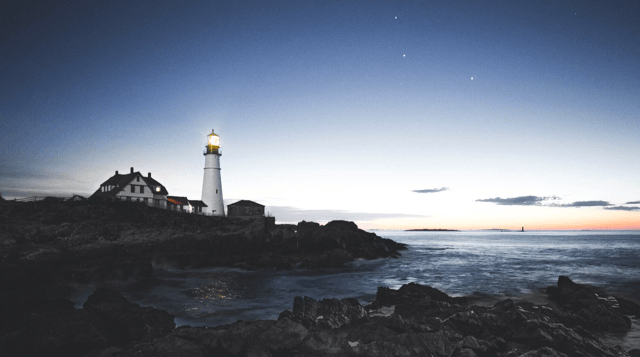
70, 230, 640, 348
182, 276, 239, 301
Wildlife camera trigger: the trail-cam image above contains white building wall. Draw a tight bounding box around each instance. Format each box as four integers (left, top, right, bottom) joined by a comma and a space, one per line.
115, 176, 155, 204
201, 153, 224, 216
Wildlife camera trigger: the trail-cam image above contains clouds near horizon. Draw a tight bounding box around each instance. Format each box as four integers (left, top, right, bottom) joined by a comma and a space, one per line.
476, 196, 618, 209
413, 187, 448, 194
476, 196, 556, 206
550, 201, 612, 208
603, 206, 640, 211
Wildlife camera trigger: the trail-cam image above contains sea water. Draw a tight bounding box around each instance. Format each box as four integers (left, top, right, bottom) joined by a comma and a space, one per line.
70, 230, 640, 349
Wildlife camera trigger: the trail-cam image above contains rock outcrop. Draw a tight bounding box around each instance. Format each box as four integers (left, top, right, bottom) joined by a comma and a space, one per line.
0, 289, 174, 357
0, 200, 406, 301
4, 278, 635, 357
547, 276, 633, 332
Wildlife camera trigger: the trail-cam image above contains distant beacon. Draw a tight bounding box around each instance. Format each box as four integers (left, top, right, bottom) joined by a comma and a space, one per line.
201, 129, 225, 216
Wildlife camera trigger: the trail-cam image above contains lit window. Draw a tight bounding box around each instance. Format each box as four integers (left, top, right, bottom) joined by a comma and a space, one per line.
156, 187, 160, 192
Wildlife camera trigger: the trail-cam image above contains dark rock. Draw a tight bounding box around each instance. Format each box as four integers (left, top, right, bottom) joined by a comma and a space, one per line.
377, 282, 467, 306
0, 288, 175, 357
0, 303, 108, 357
83, 281, 634, 357
83, 288, 175, 344
518, 347, 568, 357
324, 220, 359, 231
550, 276, 600, 309
257, 317, 309, 351
293, 296, 320, 319
547, 276, 632, 332
0, 201, 407, 297
452, 348, 478, 357
291, 295, 368, 330
613, 295, 640, 318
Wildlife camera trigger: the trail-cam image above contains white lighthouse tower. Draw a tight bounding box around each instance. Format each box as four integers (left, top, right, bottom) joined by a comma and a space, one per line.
201, 129, 225, 216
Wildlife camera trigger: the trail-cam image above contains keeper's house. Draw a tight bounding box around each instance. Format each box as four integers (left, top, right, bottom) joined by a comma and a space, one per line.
90, 167, 169, 208
227, 200, 265, 218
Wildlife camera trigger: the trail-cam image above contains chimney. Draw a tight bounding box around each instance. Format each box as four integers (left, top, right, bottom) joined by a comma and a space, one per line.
115, 170, 119, 175
148, 172, 151, 178
130, 167, 134, 174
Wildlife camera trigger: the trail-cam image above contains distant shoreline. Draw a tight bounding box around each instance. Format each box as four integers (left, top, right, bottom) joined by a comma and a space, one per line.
404, 228, 459, 232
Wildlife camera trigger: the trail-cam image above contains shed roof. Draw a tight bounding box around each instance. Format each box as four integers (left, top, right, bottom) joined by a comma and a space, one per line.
167, 196, 190, 205
228, 200, 264, 208
189, 200, 208, 207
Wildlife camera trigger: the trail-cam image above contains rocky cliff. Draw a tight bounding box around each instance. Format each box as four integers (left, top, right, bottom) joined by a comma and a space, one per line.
0, 199, 406, 301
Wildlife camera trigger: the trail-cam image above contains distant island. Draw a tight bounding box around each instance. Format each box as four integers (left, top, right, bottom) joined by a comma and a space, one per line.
405, 228, 459, 231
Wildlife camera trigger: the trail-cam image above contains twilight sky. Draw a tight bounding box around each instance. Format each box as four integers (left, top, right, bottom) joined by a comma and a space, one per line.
2, 0, 639, 229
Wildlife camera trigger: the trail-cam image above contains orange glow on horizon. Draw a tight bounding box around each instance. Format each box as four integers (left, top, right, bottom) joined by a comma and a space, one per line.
355, 213, 640, 231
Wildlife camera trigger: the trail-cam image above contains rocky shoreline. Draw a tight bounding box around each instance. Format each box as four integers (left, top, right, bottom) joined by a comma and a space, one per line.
1, 276, 639, 356
0, 199, 406, 301
2, 200, 640, 356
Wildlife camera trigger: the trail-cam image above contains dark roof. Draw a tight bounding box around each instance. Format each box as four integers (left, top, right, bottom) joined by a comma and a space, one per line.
189, 200, 208, 207
167, 196, 189, 205
227, 200, 264, 208
90, 171, 168, 199
142, 176, 168, 195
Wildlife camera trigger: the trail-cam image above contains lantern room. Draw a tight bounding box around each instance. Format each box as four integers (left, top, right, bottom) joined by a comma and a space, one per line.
205, 129, 221, 155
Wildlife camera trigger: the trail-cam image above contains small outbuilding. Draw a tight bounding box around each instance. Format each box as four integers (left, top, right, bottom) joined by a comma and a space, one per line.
167, 196, 191, 212
66, 194, 87, 202
227, 200, 265, 218
189, 200, 208, 214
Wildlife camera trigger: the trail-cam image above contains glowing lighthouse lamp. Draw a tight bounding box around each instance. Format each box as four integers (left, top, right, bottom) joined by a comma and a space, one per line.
201, 129, 225, 216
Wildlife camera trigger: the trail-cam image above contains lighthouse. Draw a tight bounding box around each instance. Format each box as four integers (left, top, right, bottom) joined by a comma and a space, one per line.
201, 129, 225, 216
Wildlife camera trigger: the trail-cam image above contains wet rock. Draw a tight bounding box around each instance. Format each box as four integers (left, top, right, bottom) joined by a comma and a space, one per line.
83, 287, 175, 344
628, 349, 640, 357
518, 347, 568, 357
83, 281, 635, 357
612, 296, 640, 319
0, 288, 176, 357
452, 348, 478, 357
257, 317, 309, 351
290, 295, 368, 330
377, 282, 467, 306
0, 302, 108, 357
547, 276, 632, 332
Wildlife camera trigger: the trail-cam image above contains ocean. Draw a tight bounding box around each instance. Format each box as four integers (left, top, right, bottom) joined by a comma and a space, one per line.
70, 230, 640, 349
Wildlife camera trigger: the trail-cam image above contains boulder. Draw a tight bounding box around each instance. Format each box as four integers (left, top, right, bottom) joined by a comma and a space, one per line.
547, 276, 631, 332
83, 288, 175, 344
290, 295, 368, 330
0, 301, 108, 357
377, 282, 467, 306
257, 317, 309, 351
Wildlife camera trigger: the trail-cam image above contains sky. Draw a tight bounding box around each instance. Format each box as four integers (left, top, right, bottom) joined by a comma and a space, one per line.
1, 0, 639, 230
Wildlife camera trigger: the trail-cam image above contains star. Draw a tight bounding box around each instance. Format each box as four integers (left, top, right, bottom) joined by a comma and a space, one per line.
395, 16, 397, 19
471, 77, 474, 80
403, 54, 406, 57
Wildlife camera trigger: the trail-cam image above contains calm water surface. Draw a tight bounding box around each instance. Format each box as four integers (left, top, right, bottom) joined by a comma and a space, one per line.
71, 230, 640, 349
